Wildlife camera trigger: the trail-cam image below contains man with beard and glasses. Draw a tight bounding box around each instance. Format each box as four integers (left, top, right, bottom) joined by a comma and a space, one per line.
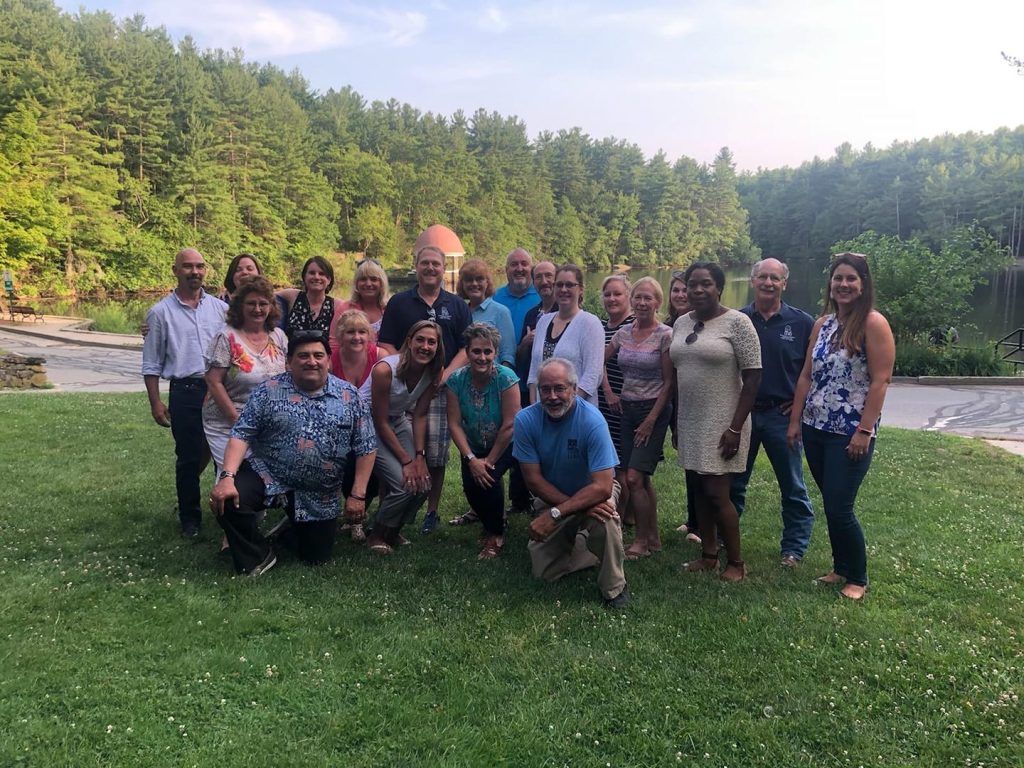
513, 358, 630, 608
142, 248, 227, 539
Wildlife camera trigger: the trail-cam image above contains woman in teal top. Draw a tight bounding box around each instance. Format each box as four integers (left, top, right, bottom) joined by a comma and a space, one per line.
447, 323, 521, 559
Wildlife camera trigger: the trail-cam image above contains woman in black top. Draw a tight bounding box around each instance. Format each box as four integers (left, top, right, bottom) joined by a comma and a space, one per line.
278, 256, 336, 333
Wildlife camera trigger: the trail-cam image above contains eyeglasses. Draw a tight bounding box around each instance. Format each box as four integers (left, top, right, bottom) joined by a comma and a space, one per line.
290, 330, 328, 344
554, 281, 580, 290
685, 321, 705, 344
538, 384, 573, 396
244, 300, 272, 309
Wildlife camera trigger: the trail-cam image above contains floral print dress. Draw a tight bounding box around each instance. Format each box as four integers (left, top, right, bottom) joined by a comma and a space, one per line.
202, 327, 288, 467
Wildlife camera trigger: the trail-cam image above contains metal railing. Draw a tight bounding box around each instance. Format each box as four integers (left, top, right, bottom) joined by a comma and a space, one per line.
996, 328, 1024, 373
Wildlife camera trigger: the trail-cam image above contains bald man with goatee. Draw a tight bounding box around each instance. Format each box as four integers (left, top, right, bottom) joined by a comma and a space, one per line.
142, 248, 227, 539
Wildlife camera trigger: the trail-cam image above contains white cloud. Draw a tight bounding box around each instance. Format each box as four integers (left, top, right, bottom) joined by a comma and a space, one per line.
478, 5, 508, 32
131, 0, 426, 56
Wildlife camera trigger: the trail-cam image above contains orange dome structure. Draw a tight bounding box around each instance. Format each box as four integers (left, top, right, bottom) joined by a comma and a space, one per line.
413, 224, 464, 258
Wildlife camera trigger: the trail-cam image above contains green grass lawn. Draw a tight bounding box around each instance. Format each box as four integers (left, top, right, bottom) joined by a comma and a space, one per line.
1, 393, 1022, 767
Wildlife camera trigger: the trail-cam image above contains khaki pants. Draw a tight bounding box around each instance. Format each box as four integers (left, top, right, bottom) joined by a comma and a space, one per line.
528, 481, 626, 599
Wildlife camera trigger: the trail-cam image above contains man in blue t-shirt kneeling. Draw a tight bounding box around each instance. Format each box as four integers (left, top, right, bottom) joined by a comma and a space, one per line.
513, 358, 630, 608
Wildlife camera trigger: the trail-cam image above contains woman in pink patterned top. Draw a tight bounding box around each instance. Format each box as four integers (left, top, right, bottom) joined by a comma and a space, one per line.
605, 277, 674, 560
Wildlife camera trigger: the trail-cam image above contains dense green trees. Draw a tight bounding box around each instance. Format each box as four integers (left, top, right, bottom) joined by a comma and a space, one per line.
0, 0, 754, 295
834, 226, 1011, 341
739, 131, 1024, 264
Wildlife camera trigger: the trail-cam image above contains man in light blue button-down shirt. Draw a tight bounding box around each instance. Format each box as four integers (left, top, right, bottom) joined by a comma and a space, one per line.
142, 248, 227, 538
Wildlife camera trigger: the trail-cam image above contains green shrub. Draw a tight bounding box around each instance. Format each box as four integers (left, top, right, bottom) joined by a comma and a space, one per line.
83, 304, 137, 335
894, 339, 1014, 376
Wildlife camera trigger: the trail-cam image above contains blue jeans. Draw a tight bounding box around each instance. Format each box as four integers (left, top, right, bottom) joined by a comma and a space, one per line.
730, 408, 815, 558
801, 424, 874, 587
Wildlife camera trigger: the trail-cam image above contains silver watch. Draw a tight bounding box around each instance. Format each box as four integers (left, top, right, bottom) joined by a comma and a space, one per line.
549, 506, 562, 520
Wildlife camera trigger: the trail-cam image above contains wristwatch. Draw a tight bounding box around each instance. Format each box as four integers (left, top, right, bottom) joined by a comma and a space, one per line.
549, 506, 562, 520
218, 470, 237, 480
463, 452, 476, 461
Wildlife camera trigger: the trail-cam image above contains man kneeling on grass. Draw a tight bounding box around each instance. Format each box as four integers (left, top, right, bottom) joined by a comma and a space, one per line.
513, 358, 631, 608
209, 330, 376, 576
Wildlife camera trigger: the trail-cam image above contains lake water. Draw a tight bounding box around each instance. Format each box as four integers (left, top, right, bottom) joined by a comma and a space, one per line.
34, 260, 1024, 345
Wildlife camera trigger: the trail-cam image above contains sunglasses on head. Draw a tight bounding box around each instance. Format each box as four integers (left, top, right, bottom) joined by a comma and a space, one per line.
685, 321, 705, 344
290, 329, 328, 344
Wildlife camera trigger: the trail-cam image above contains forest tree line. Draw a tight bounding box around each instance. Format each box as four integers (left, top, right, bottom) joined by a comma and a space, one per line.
738, 129, 1024, 264
0, 0, 755, 295
0, 0, 1020, 297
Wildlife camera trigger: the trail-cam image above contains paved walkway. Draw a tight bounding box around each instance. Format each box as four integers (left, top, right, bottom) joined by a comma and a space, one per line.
2, 317, 1022, 456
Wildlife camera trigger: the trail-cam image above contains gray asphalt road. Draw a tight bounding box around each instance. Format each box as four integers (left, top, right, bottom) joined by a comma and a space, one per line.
0, 328, 153, 393
3, 329, 1022, 446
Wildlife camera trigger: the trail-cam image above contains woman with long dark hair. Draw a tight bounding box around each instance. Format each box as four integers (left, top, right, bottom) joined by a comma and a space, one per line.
787, 252, 895, 601
360, 320, 444, 554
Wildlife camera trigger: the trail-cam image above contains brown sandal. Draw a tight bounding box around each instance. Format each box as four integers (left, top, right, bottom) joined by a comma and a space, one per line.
720, 560, 746, 582
684, 551, 720, 572
478, 536, 504, 560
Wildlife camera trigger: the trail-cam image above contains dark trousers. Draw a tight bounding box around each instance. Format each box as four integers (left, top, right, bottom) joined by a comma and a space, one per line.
801, 425, 874, 587
342, 451, 379, 509
460, 448, 514, 536
169, 378, 210, 529
218, 462, 338, 572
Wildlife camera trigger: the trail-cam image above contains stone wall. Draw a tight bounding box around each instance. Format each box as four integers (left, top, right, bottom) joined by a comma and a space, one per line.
0, 352, 49, 389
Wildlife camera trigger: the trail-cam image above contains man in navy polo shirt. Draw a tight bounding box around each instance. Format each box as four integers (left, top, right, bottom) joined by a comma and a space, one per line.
730, 257, 816, 567
377, 225, 472, 533
493, 247, 539, 342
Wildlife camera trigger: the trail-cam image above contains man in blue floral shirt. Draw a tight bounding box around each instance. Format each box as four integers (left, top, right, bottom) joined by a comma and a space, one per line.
210, 331, 377, 576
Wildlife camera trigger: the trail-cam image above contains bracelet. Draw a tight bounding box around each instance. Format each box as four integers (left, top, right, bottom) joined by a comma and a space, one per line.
727, 426, 741, 435
349, 493, 366, 501
402, 458, 414, 466
857, 427, 873, 436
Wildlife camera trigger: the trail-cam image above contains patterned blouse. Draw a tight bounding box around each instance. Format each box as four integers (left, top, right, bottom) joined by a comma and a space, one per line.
286, 292, 335, 333
448, 364, 520, 455
801, 314, 876, 437
230, 373, 376, 521
610, 321, 672, 402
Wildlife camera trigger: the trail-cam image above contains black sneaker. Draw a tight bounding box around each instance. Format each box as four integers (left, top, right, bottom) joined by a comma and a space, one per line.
603, 584, 631, 610
181, 522, 200, 539
249, 549, 277, 578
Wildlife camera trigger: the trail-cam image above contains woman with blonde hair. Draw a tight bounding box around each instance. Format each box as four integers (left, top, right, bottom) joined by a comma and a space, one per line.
331, 309, 382, 543
606, 277, 673, 559
787, 252, 895, 601
339, 258, 389, 334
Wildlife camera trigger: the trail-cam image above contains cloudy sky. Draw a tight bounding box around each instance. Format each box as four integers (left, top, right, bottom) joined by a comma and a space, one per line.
57, 0, 1024, 170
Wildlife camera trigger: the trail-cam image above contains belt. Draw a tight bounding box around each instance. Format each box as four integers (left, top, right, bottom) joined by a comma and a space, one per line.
169, 377, 206, 388
753, 399, 789, 411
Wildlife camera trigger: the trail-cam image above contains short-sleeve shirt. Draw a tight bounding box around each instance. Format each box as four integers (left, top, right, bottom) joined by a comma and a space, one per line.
493, 284, 539, 340
610, 322, 672, 401
513, 398, 618, 497
738, 302, 814, 404
448, 364, 519, 454
377, 286, 471, 367
230, 372, 377, 521
471, 297, 517, 366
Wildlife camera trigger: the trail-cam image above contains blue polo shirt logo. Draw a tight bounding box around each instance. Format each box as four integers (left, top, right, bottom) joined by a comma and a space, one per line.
438, 306, 452, 321
780, 324, 795, 342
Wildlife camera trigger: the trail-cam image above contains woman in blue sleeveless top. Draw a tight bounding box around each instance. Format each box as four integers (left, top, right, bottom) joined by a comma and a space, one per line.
787, 253, 895, 601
